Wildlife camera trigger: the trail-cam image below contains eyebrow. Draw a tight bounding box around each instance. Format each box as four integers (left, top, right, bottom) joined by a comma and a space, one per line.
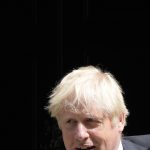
85, 114, 103, 120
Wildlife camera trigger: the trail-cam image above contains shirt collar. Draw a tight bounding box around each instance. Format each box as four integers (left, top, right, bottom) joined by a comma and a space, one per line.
118, 141, 123, 150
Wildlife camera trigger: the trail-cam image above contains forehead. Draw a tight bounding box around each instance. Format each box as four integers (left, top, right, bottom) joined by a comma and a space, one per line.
62, 98, 103, 112
59, 104, 104, 119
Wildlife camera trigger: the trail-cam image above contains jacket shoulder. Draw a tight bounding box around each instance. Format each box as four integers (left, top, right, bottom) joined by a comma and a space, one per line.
122, 134, 150, 150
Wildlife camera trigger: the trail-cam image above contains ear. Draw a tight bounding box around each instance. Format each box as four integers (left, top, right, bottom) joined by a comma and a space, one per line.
117, 113, 126, 132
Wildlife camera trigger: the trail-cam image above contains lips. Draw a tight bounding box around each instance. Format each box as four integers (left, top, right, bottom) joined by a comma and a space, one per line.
76, 146, 96, 150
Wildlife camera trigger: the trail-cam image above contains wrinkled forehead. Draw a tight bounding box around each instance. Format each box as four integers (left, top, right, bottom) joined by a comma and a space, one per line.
60, 99, 104, 117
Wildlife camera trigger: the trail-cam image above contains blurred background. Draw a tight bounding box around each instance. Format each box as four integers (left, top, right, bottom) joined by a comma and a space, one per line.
0, 0, 150, 150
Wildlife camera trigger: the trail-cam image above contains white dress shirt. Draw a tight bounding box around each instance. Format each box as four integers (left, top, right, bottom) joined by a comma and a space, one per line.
118, 141, 123, 150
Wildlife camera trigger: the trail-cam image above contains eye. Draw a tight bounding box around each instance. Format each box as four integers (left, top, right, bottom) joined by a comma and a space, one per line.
84, 118, 103, 128
86, 117, 99, 123
66, 119, 72, 123
66, 119, 76, 124
65, 119, 77, 129
86, 118, 95, 122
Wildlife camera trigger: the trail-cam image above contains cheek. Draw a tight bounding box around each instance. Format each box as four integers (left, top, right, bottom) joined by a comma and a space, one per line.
88, 128, 105, 141
88, 126, 114, 142
62, 129, 74, 146
62, 129, 70, 139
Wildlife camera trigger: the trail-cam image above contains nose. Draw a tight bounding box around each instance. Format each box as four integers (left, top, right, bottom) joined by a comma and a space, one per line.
74, 123, 89, 142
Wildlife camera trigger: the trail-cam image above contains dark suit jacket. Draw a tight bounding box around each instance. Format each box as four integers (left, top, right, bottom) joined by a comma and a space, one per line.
122, 134, 150, 150
53, 134, 150, 150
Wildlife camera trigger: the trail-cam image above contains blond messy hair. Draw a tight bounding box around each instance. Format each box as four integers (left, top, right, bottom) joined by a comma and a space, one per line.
47, 65, 129, 126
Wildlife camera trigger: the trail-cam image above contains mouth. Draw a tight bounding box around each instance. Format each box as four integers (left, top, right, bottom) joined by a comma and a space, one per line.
76, 146, 96, 150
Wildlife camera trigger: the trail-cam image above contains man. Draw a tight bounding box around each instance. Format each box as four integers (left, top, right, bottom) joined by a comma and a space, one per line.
46, 65, 150, 150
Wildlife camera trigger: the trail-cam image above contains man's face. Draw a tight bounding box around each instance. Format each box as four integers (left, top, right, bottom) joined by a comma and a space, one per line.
58, 108, 124, 150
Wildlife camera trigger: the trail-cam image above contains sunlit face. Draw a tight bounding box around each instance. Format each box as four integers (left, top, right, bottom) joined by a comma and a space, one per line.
58, 107, 125, 150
